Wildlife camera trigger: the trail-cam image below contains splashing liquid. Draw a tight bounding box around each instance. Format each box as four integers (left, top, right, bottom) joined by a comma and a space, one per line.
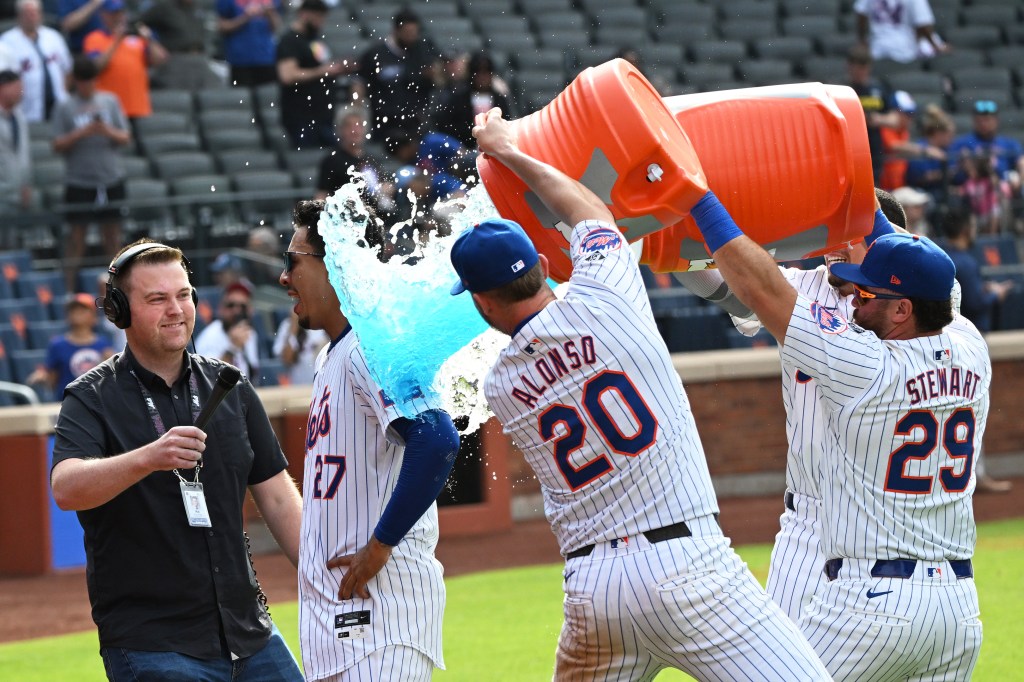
319, 178, 507, 429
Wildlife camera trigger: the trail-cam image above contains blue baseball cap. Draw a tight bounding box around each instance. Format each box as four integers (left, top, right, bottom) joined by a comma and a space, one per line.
830, 233, 955, 301
103, 0, 125, 11
450, 218, 539, 295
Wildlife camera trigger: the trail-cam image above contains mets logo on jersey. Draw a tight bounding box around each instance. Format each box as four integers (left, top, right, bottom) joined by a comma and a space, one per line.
810, 302, 848, 334
578, 228, 622, 254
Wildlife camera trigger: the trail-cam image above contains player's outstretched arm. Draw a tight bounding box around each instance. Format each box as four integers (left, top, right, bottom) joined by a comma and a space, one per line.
690, 192, 799, 344
327, 409, 459, 599
473, 107, 614, 228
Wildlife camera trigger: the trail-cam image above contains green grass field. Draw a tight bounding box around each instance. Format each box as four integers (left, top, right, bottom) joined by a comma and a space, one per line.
1, 519, 1020, 681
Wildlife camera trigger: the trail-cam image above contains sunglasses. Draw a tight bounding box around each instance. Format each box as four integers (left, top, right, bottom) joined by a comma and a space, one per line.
853, 284, 906, 301
974, 100, 998, 114
283, 251, 325, 272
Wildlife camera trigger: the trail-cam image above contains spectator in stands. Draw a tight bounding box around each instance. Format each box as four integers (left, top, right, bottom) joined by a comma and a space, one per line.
854, 0, 947, 64
948, 100, 1024, 228
892, 186, 933, 237
939, 207, 1014, 494
27, 292, 113, 401
244, 226, 284, 286
141, 0, 220, 89
195, 280, 261, 383
272, 311, 328, 385
940, 207, 1014, 333
846, 44, 894, 185
216, 0, 281, 87
0, 0, 72, 123
381, 128, 418, 176
0, 62, 32, 215
432, 51, 513, 149
905, 103, 955, 215
879, 90, 917, 190
84, 0, 168, 120
52, 56, 130, 292
59, 0, 104, 54
314, 105, 387, 201
210, 252, 253, 290
354, 8, 442, 143
275, 0, 348, 150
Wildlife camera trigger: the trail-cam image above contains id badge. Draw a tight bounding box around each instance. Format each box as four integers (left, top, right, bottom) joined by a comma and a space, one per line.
180, 481, 212, 527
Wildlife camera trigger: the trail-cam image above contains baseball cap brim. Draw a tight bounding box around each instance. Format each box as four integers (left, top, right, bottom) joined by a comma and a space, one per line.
450, 279, 467, 295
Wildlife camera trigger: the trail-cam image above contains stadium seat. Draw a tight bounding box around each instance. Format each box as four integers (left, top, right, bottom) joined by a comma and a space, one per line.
9, 348, 47, 384
530, 10, 588, 34
960, 5, 1019, 27
653, 23, 717, 44
942, 26, 1003, 51
514, 49, 568, 73
121, 155, 153, 180
0, 322, 29, 353
199, 109, 258, 135
639, 43, 685, 70
654, 2, 714, 27
737, 59, 795, 86
780, 0, 842, 18
720, 19, 776, 42
657, 307, 730, 353
170, 174, 236, 226
689, 39, 748, 64
123, 178, 173, 229
195, 88, 254, 113
949, 67, 1014, 92
782, 15, 838, 40
927, 50, 986, 76
14, 271, 66, 319
593, 25, 649, 47
27, 319, 66, 351
139, 132, 202, 158
485, 31, 539, 55
152, 152, 216, 180
589, 7, 649, 30
0, 298, 50, 328
519, 0, 573, 15
29, 138, 55, 162
680, 62, 736, 89
232, 170, 297, 223
133, 112, 191, 137
148, 89, 194, 116
217, 149, 280, 175
950, 89, 1015, 114
414, 1, 459, 20
574, 45, 619, 69
718, 1, 777, 22
801, 56, 847, 83
282, 148, 324, 188
77, 266, 109, 294
887, 71, 947, 95
752, 36, 814, 61
28, 119, 52, 140
204, 128, 264, 154
461, 0, 516, 21
33, 158, 64, 187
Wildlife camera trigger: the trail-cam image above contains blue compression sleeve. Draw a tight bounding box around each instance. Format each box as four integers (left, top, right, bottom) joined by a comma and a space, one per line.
374, 409, 460, 546
691, 191, 744, 252
864, 208, 896, 247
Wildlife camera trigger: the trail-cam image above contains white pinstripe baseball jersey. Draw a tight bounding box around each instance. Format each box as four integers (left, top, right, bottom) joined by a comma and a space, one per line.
782, 298, 989, 561
298, 330, 445, 681
484, 219, 719, 555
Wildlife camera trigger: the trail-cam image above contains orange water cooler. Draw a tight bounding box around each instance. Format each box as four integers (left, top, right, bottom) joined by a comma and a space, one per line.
476, 59, 875, 280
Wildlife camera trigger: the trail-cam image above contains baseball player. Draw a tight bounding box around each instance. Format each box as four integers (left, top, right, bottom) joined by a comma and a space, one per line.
280, 200, 460, 681
673, 189, 909, 623
691, 190, 988, 680
451, 108, 831, 681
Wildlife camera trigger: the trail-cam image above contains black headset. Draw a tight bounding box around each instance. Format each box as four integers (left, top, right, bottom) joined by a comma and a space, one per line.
100, 242, 197, 329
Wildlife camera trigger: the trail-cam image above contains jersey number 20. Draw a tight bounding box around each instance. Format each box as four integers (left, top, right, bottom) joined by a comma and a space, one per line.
539, 370, 658, 491
884, 408, 975, 494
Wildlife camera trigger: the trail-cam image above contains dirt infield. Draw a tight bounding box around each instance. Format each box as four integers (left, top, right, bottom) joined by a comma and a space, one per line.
2, 480, 1020, 644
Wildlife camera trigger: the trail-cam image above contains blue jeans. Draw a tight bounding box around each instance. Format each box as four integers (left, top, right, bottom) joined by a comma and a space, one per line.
100, 626, 302, 681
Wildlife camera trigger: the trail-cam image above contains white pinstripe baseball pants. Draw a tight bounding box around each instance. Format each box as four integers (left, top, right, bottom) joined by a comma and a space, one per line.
766, 490, 827, 624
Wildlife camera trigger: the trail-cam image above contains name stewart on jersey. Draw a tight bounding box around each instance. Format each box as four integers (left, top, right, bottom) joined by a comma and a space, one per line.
906, 366, 983, 405
510, 336, 597, 409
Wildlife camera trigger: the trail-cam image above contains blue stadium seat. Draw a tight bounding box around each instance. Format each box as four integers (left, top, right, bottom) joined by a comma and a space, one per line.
255, 358, 286, 387
14, 270, 67, 319
9, 347, 47, 383
0, 297, 51, 323
27, 320, 67, 351
0, 322, 29, 353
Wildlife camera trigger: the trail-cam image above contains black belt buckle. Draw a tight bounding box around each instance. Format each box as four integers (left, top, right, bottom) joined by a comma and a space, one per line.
784, 491, 796, 512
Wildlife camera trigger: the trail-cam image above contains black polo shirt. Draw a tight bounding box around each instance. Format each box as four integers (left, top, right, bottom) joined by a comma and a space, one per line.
52, 348, 289, 659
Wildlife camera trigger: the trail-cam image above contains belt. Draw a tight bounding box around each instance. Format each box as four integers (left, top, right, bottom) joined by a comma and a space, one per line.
566, 520, 693, 560
824, 558, 973, 581
784, 491, 795, 512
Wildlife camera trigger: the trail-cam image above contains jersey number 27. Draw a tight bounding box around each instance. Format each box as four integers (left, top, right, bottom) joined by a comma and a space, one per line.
539, 370, 658, 491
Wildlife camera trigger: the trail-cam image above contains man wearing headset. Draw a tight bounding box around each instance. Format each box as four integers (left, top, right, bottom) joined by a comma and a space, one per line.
50, 239, 304, 681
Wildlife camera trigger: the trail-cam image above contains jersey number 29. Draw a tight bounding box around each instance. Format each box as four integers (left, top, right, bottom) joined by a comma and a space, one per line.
884, 408, 975, 494
539, 370, 658, 491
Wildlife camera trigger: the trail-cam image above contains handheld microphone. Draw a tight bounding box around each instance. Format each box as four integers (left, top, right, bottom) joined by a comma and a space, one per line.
195, 366, 242, 431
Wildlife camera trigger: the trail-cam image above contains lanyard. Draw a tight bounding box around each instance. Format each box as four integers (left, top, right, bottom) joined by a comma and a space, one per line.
133, 368, 203, 484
